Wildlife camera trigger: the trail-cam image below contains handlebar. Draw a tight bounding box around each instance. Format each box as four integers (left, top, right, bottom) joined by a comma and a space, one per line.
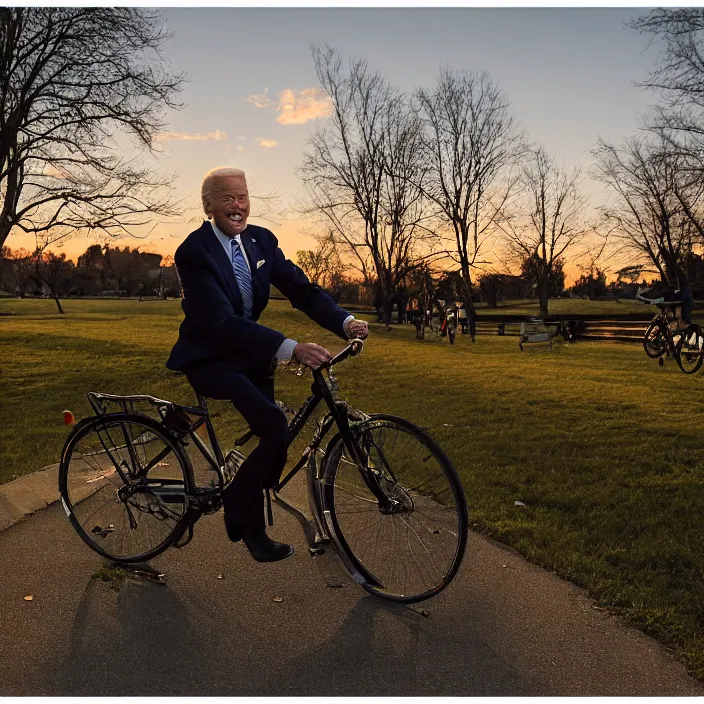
294, 338, 365, 379
326, 337, 364, 368
635, 291, 681, 310
636, 291, 665, 305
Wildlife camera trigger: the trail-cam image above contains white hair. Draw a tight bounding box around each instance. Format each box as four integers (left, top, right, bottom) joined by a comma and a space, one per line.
201, 167, 247, 215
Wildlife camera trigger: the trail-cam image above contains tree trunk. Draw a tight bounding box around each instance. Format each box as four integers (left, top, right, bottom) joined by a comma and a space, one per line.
379, 278, 394, 330
52, 291, 64, 314
381, 297, 393, 330
539, 278, 549, 316
459, 277, 477, 342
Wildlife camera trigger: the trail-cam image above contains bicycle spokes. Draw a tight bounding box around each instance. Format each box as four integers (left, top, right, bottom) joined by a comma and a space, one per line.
61, 417, 190, 562
324, 417, 467, 602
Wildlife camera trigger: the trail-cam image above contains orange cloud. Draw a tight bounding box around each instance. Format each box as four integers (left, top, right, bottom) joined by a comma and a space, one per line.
155, 129, 228, 142
276, 87, 332, 125
246, 89, 272, 109
255, 138, 278, 148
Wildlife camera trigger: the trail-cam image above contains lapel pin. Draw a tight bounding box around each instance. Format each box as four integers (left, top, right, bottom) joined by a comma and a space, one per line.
257, 259, 265, 269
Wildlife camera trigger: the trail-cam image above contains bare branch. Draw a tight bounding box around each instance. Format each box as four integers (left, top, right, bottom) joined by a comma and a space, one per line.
0, 8, 185, 250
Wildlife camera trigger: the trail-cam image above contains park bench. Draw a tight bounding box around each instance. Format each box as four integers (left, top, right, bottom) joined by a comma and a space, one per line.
518, 317, 561, 351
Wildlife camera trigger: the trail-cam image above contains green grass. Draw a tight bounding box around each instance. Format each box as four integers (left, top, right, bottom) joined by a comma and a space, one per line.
91, 565, 129, 591
2, 297, 704, 677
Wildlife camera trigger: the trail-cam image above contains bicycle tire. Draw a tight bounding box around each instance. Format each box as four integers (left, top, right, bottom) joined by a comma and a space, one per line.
59, 413, 194, 563
321, 414, 468, 603
676, 323, 704, 374
430, 314, 443, 335
643, 321, 666, 359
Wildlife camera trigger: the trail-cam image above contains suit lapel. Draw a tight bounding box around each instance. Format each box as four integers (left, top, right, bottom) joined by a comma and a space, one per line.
200, 222, 244, 311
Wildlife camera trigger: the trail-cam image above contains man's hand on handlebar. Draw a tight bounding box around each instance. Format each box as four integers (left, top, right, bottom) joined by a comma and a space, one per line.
292, 342, 332, 369
346, 319, 368, 339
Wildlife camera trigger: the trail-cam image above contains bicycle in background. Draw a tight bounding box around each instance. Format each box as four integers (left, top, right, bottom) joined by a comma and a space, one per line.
637, 288, 704, 374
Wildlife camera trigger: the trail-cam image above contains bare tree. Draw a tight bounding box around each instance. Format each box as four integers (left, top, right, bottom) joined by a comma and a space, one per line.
630, 9, 704, 150
415, 67, 525, 339
301, 45, 433, 327
0, 8, 184, 252
502, 147, 589, 316
629, 9, 704, 245
0, 246, 33, 296
593, 136, 699, 289
105, 245, 160, 297
296, 231, 343, 290
31, 250, 75, 313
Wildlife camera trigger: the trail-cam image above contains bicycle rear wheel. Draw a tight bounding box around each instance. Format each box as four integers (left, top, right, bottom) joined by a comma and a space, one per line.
59, 413, 193, 563
676, 323, 704, 374
322, 415, 468, 603
643, 321, 666, 358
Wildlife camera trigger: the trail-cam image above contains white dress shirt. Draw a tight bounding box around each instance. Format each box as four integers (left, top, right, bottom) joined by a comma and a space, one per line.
210, 220, 353, 363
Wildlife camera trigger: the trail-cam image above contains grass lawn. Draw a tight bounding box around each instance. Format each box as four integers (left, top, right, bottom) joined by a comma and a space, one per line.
474, 298, 653, 316
2, 296, 704, 677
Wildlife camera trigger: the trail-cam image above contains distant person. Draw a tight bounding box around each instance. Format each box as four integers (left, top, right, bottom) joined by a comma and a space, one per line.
166, 167, 368, 563
458, 306, 468, 334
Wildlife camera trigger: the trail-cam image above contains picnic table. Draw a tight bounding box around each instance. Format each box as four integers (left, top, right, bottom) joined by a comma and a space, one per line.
518, 317, 561, 351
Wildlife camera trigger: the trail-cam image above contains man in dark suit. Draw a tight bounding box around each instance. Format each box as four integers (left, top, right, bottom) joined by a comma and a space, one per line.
166, 167, 367, 563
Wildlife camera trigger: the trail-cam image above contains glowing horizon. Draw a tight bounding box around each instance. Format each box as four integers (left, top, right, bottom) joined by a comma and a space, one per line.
2, 7, 660, 290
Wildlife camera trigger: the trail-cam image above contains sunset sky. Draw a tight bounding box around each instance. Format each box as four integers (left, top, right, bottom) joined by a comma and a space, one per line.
9, 7, 661, 277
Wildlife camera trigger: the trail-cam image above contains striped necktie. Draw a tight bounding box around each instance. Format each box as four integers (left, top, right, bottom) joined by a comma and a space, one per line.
230, 238, 254, 318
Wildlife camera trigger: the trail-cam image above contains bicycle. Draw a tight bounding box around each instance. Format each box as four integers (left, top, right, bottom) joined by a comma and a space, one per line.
429, 300, 457, 344
58, 339, 469, 604
637, 290, 704, 374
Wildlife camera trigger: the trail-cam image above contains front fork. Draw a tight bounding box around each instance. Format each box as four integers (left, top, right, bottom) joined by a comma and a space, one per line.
314, 375, 396, 511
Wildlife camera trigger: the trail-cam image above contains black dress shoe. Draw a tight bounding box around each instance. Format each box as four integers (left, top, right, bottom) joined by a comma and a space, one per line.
224, 518, 245, 543
242, 530, 294, 563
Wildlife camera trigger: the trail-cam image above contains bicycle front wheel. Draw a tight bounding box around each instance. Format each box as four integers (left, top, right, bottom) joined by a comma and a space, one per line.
676, 323, 704, 374
643, 321, 666, 358
322, 415, 468, 603
59, 413, 193, 563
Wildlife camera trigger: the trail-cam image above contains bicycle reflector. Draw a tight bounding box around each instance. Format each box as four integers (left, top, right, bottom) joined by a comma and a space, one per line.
63, 410, 75, 425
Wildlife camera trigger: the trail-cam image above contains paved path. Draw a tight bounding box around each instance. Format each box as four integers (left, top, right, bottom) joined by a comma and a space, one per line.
0, 473, 702, 696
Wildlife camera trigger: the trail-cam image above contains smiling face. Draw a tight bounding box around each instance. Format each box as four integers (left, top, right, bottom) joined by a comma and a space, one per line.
203, 174, 250, 237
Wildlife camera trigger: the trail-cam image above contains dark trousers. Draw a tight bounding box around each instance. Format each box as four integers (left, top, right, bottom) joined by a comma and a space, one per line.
185, 359, 289, 538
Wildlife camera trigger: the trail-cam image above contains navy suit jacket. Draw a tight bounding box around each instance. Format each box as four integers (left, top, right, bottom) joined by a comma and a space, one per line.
166, 221, 351, 373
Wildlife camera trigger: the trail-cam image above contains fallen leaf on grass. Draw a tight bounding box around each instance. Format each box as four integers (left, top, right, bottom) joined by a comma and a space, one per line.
514, 501, 527, 507
272, 596, 284, 603
24, 596, 33, 601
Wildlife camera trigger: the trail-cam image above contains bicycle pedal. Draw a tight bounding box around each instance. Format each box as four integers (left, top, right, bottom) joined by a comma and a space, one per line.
127, 569, 167, 585
309, 546, 326, 556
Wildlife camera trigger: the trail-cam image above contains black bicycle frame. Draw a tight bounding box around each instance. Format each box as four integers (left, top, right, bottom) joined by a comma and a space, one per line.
134, 339, 382, 503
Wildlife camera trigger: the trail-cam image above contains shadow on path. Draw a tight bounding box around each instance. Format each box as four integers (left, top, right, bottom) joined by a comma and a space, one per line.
265, 595, 536, 696
54, 571, 239, 696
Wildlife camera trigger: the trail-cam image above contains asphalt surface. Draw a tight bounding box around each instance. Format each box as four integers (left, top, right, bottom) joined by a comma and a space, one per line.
0, 474, 702, 696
